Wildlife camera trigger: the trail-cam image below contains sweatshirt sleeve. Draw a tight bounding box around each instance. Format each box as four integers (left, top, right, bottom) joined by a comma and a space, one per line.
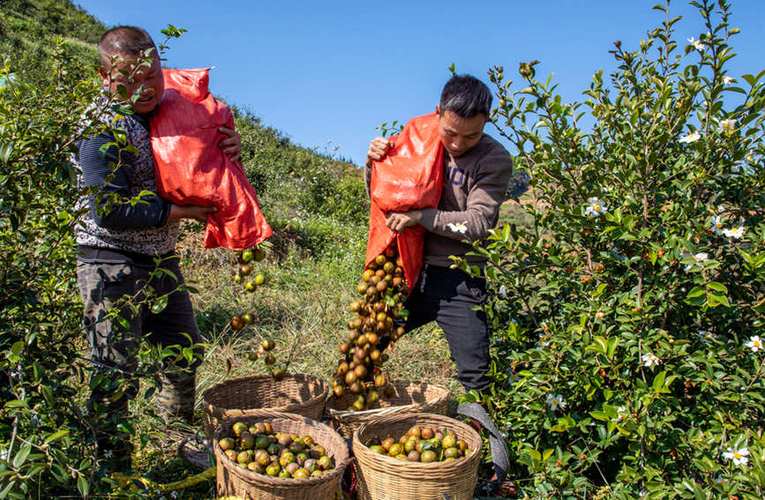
79, 132, 171, 230
419, 147, 513, 242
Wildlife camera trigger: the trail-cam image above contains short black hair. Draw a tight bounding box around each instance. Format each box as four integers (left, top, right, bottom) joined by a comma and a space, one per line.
98, 26, 157, 68
439, 74, 492, 119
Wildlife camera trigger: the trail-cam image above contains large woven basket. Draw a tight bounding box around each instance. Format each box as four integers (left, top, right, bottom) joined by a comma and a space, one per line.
352, 412, 482, 500
203, 374, 328, 438
326, 381, 449, 438
215, 411, 351, 500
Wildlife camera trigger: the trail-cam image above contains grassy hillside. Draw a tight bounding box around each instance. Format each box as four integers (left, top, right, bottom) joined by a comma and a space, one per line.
0, 1, 453, 495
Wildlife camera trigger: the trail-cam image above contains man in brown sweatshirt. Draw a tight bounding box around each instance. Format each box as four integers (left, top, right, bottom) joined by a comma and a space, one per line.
366, 74, 513, 392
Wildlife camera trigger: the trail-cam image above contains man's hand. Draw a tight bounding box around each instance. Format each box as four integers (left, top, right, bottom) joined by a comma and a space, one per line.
219, 127, 242, 162
385, 210, 422, 232
168, 204, 217, 223
366, 137, 393, 166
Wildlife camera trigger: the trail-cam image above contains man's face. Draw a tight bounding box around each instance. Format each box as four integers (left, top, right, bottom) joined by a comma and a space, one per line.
100, 52, 164, 115
437, 107, 487, 158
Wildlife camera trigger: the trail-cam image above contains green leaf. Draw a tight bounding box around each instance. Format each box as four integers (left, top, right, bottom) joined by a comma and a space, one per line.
44, 429, 69, 444
12, 443, 31, 469
652, 370, 668, 392
150, 295, 168, 314
76, 475, 89, 498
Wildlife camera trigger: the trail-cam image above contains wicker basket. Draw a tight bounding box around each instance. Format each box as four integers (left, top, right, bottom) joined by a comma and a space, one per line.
215, 411, 351, 500
325, 381, 449, 438
203, 374, 328, 438
352, 412, 482, 500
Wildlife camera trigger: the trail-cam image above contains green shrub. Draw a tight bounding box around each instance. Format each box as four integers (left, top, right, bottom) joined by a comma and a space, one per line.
461, 1, 765, 497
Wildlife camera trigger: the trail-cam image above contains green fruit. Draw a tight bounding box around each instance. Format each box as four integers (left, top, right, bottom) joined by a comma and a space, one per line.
237, 451, 251, 465
369, 445, 386, 454
457, 439, 468, 452
388, 443, 403, 457
310, 470, 323, 478
242, 312, 254, 325
253, 248, 266, 262
255, 436, 271, 450
381, 437, 395, 451
266, 464, 280, 477
261, 339, 275, 351
444, 447, 460, 459
225, 449, 238, 461
279, 469, 291, 478
248, 461, 264, 473
421, 450, 437, 463
232, 422, 248, 437
267, 443, 281, 456
442, 434, 457, 449
254, 273, 266, 286
244, 281, 256, 292
310, 445, 326, 459
404, 438, 417, 453
317, 455, 333, 470
279, 452, 295, 467
293, 468, 310, 480
240, 434, 255, 450
255, 450, 270, 466
285, 462, 299, 475
219, 437, 235, 451
241, 249, 254, 263
304, 458, 317, 472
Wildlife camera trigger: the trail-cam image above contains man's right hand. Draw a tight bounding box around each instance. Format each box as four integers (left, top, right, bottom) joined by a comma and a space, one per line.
366, 137, 393, 166
168, 204, 217, 223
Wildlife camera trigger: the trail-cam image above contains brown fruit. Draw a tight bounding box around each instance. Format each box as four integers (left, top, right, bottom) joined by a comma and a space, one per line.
375, 269, 386, 279
362, 269, 374, 282
339, 343, 350, 354
374, 374, 387, 387
407, 450, 421, 462
333, 385, 345, 398
392, 277, 403, 287
383, 262, 395, 273
261, 339, 275, 351
421, 427, 434, 440
230, 316, 244, 331
376, 280, 388, 292
337, 362, 350, 375
345, 371, 357, 385
366, 332, 379, 345
349, 381, 362, 394
357, 282, 368, 294
375, 255, 386, 266
366, 286, 377, 297
353, 364, 368, 378
369, 349, 381, 362
381, 437, 395, 451
348, 330, 360, 342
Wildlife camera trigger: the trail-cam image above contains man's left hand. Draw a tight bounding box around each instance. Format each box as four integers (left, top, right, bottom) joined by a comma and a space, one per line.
386, 211, 422, 232
219, 127, 242, 162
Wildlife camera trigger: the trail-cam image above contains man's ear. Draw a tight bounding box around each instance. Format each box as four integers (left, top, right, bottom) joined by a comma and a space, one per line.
435, 104, 441, 115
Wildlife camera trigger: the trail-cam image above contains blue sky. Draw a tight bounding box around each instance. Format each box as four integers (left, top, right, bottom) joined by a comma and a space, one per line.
77, 1, 765, 166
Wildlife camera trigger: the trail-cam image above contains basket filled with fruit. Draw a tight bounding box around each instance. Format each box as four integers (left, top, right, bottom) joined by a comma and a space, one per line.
215, 412, 350, 500
352, 412, 481, 500
325, 245, 450, 437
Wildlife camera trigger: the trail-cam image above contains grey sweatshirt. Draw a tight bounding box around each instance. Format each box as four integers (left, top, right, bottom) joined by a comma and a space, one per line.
366, 133, 513, 268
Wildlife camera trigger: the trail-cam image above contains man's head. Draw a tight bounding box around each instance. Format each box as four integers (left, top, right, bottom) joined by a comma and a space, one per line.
436, 74, 492, 158
98, 26, 164, 115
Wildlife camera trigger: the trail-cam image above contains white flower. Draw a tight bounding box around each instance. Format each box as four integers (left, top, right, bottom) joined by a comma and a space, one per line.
720, 119, 737, 134
616, 406, 628, 422
723, 447, 749, 466
722, 226, 745, 239
722, 75, 736, 85
446, 222, 468, 234
642, 353, 661, 367
545, 393, 566, 412
0, 448, 7, 461
498, 285, 508, 299
585, 197, 608, 218
688, 37, 705, 51
103, 449, 113, 459
684, 252, 709, 272
679, 131, 701, 144
746, 335, 763, 352
710, 215, 725, 234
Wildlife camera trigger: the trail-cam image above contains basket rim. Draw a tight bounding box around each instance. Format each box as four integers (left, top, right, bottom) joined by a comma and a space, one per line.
215, 412, 350, 487
326, 380, 449, 419
351, 412, 481, 470
203, 373, 328, 413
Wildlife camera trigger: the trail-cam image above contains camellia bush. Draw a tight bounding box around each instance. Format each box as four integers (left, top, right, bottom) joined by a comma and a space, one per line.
461, 1, 765, 497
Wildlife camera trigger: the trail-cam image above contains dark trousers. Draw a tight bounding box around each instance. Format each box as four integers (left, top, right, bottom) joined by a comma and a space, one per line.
76, 251, 201, 467
404, 265, 490, 391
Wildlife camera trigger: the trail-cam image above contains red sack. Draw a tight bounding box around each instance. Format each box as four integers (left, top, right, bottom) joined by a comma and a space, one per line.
367, 112, 444, 290
150, 68, 272, 250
